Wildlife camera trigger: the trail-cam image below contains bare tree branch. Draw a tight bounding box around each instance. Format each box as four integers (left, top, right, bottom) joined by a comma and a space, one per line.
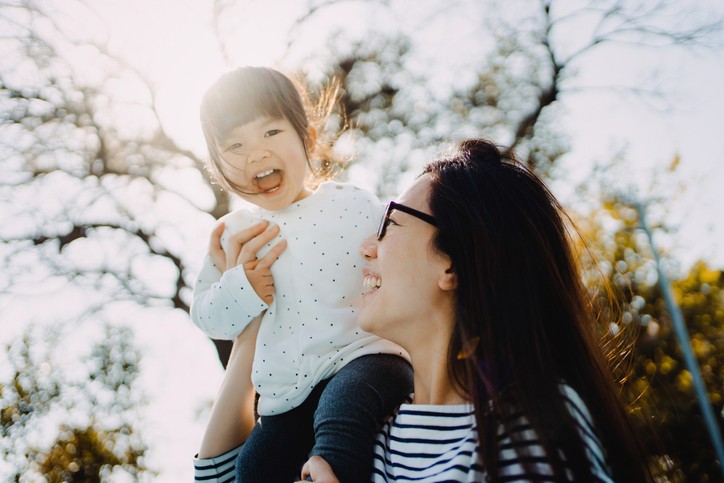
211, 0, 233, 67
1, 219, 191, 312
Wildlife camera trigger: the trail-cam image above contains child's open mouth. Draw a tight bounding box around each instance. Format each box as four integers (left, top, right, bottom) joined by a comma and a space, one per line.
254, 169, 283, 193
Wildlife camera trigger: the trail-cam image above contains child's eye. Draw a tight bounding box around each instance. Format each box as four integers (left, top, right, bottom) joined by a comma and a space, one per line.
387, 217, 400, 227
226, 143, 243, 152
264, 129, 281, 137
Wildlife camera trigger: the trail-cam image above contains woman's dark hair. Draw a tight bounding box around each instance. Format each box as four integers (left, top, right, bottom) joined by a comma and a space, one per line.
423, 139, 651, 482
200, 66, 343, 194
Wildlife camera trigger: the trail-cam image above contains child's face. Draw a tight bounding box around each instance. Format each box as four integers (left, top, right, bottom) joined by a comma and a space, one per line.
218, 116, 313, 211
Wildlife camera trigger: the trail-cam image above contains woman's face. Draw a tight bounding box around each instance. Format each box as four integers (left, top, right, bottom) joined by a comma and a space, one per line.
359, 174, 455, 346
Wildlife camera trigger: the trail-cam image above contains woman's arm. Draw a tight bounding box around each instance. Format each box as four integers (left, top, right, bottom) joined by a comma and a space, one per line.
198, 315, 261, 458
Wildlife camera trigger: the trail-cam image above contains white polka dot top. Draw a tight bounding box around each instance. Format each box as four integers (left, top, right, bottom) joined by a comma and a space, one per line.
191, 182, 408, 415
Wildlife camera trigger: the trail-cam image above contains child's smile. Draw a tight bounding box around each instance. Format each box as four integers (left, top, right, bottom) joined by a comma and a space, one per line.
219, 116, 313, 211
254, 168, 280, 190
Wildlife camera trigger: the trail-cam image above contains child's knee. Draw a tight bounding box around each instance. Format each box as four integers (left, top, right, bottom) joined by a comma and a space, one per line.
316, 355, 412, 423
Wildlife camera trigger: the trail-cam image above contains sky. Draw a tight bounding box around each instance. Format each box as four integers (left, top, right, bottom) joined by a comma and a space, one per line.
2, 0, 724, 481
108, 0, 724, 268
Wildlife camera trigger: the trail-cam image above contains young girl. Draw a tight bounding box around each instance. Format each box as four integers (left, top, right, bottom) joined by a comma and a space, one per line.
191, 67, 412, 483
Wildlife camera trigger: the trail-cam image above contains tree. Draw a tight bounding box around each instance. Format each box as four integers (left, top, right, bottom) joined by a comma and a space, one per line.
1, 324, 152, 481
1, 0, 721, 478
279, 0, 723, 188
573, 155, 724, 479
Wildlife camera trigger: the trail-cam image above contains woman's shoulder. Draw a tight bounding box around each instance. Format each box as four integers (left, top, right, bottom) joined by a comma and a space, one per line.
558, 383, 597, 430
491, 384, 613, 482
559, 383, 613, 481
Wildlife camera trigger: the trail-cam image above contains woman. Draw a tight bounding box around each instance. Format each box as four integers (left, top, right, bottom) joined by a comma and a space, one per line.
300, 138, 650, 482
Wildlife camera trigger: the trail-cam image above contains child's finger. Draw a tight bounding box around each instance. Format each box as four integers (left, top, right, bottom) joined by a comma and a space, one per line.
256, 239, 287, 269
242, 259, 259, 271
228, 220, 269, 246
238, 223, 280, 265
208, 222, 226, 271
227, 221, 268, 267
226, 242, 241, 272
209, 222, 225, 252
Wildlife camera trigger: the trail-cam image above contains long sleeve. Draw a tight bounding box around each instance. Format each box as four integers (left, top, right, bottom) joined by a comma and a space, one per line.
190, 254, 268, 340
190, 183, 406, 415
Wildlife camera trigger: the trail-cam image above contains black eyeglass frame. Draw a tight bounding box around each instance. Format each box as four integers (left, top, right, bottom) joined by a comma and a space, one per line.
377, 201, 438, 240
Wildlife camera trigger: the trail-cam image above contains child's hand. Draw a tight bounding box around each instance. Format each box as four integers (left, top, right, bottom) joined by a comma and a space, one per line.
208, 220, 287, 304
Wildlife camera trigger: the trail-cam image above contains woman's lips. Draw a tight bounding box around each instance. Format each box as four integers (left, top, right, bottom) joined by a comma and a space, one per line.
362, 267, 381, 295
363, 275, 381, 292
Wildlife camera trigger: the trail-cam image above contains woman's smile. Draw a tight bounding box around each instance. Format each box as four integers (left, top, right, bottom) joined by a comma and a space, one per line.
362, 268, 381, 295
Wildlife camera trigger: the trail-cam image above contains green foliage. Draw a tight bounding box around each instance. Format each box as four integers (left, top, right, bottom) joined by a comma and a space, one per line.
37, 425, 144, 483
580, 198, 724, 481
0, 325, 152, 481
627, 261, 724, 482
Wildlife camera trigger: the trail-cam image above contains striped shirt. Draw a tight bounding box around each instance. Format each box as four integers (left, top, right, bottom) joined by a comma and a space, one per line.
372, 385, 613, 482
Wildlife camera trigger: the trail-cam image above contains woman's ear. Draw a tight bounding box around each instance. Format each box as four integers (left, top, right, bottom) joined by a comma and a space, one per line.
439, 266, 457, 291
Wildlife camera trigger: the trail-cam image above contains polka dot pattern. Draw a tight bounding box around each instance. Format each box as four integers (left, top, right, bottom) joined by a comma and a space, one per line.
191, 182, 407, 415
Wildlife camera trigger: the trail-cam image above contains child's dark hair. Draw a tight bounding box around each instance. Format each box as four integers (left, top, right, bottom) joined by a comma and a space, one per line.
200, 66, 344, 194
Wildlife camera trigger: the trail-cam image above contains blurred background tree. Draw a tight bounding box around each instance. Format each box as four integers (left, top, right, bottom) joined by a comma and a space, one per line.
1, 0, 722, 479
588, 209, 724, 480
1, 324, 151, 481
574, 155, 724, 480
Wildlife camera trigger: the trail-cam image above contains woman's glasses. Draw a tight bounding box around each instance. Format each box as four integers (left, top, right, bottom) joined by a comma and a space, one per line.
377, 201, 438, 240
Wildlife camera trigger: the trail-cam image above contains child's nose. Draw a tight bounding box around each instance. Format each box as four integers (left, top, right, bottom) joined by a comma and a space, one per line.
248, 147, 270, 164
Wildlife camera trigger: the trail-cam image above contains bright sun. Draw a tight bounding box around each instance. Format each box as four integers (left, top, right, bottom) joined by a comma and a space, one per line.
81, 0, 288, 155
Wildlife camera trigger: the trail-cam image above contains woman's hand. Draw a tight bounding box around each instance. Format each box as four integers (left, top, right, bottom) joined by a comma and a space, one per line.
208, 220, 287, 304
295, 456, 339, 483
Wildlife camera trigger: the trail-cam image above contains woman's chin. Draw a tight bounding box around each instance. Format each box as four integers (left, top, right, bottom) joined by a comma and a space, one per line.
357, 312, 373, 333
357, 304, 382, 335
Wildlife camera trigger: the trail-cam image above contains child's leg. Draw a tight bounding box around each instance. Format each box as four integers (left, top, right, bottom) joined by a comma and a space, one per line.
194, 317, 260, 482
235, 381, 327, 482
311, 354, 414, 483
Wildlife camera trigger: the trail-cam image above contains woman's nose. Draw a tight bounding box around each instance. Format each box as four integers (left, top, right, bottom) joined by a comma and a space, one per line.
360, 234, 378, 259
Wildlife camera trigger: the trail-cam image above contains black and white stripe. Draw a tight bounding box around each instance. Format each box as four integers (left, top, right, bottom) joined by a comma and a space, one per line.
193, 445, 241, 483
372, 385, 613, 482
